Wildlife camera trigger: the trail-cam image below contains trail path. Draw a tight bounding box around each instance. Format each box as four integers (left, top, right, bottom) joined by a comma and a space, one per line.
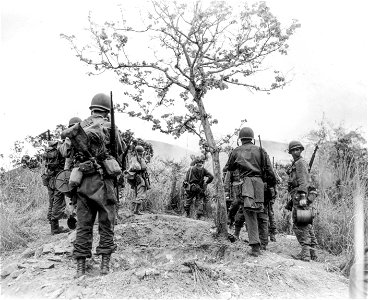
1, 212, 349, 299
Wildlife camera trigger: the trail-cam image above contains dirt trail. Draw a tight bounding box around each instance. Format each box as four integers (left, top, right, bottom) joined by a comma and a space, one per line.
1, 212, 349, 299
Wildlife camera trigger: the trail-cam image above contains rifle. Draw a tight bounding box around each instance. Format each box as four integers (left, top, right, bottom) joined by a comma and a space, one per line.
308, 144, 319, 173
110, 91, 119, 200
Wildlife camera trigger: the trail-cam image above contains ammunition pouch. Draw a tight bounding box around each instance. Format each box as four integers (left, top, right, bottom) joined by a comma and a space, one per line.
69, 167, 83, 189
78, 160, 96, 175
102, 157, 122, 177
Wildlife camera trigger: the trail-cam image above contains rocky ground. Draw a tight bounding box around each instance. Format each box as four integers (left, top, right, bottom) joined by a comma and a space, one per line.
1, 210, 349, 299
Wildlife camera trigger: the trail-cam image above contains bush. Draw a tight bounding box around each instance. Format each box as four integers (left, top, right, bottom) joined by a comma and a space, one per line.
0, 167, 48, 253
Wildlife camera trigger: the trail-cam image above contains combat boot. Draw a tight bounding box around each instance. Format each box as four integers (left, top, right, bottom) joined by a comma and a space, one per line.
260, 244, 267, 251
249, 244, 261, 257
51, 220, 69, 235
100, 254, 111, 275
233, 227, 241, 240
269, 232, 277, 242
134, 203, 143, 215
292, 246, 310, 262
75, 258, 86, 278
310, 248, 318, 261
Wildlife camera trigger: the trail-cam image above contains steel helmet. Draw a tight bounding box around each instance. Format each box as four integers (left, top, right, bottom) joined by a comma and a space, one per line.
288, 140, 304, 153
135, 145, 144, 153
68, 117, 82, 127
89, 93, 111, 112
238, 127, 254, 140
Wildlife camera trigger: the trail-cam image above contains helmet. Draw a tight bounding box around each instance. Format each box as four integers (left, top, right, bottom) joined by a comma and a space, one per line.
288, 140, 304, 153
89, 93, 111, 112
135, 145, 144, 153
68, 117, 82, 127
238, 127, 254, 140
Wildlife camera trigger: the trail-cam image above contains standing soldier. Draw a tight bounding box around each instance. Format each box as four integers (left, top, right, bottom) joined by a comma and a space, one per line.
126, 145, 150, 215
61, 93, 123, 277
286, 140, 314, 262
59, 116, 82, 229
41, 139, 69, 235
183, 157, 214, 219
226, 127, 276, 256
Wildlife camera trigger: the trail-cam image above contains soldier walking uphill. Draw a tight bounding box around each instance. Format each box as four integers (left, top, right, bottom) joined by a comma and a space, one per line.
183, 157, 213, 219
61, 93, 123, 278
41, 139, 69, 235
285, 141, 317, 262
125, 145, 150, 215
226, 127, 277, 257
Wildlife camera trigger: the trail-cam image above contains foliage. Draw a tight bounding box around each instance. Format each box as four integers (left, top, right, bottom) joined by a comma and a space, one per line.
62, 0, 300, 236
0, 166, 48, 252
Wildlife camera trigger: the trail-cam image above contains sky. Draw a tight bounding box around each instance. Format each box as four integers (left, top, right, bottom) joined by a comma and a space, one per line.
1, 0, 367, 169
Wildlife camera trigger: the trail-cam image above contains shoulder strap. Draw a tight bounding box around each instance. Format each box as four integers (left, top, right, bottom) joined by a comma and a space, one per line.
187, 167, 193, 182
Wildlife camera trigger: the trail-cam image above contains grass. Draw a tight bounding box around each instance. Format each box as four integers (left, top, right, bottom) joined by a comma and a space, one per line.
0, 166, 48, 253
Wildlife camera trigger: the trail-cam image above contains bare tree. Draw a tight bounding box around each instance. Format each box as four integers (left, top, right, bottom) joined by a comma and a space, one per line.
62, 0, 300, 237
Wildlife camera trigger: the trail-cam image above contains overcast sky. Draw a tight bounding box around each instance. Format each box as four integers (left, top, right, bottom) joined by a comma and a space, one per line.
1, 0, 367, 168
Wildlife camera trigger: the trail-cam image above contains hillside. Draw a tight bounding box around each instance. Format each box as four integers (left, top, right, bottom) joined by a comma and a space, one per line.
148, 139, 294, 168
1, 211, 349, 299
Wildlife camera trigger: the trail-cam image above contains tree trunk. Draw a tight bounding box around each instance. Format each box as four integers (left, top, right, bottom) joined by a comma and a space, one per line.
196, 97, 228, 238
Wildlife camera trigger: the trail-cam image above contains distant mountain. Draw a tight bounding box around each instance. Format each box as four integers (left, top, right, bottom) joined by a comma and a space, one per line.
147, 140, 200, 162
148, 139, 298, 169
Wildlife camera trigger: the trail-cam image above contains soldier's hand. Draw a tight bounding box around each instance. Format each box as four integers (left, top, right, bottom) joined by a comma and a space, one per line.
299, 199, 307, 206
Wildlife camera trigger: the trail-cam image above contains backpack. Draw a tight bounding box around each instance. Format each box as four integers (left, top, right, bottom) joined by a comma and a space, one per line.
43, 142, 63, 171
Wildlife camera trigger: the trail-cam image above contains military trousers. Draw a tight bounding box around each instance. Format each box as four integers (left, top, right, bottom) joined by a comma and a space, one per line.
47, 185, 66, 222
184, 189, 206, 217
73, 173, 117, 259
309, 224, 318, 249
244, 208, 269, 247
267, 202, 277, 234
132, 181, 148, 205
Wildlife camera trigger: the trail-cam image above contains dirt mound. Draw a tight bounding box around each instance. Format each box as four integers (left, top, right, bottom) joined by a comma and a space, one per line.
1, 212, 348, 299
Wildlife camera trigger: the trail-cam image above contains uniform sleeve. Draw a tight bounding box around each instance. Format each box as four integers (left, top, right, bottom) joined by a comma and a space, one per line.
204, 168, 214, 184
295, 159, 310, 193
58, 138, 72, 158
226, 150, 236, 172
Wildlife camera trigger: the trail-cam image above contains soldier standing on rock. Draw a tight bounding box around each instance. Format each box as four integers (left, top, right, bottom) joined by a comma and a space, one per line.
125, 145, 151, 215
226, 127, 276, 257
183, 157, 213, 219
285, 140, 316, 262
61, 93, 123, 278
41, 139, 69, 235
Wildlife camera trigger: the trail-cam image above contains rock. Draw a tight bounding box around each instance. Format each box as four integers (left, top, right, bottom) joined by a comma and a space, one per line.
217, 279, 228, 289
1, 263, 18, 279
25, 259, 38, 264
54, 245, 67, 255
21, 248, 35, 259
154, 288, 161, 293
42, 243, 54, 254
285, 235, 296, 240
67, 231, 76, 243
232, 282, 240, 296
34, 247, 43, 258
49, 288, 64, 298
135, 269, 146, 279
48, 256, 62, 262
219, 291, 232, 300
177, 266, 191, 273
37, 262, 55, 269
145, 268, 160, 276
11, 269, 26, 279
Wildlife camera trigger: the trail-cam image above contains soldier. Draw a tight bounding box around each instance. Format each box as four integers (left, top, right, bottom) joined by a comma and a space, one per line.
226, 127, 277, 256
126, 145, 150, 215
285, 140, 314, 262
59, 116, 82, 230
183, 157, 214, 219
61, 93, 123, 278
41, 139, 69, 235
